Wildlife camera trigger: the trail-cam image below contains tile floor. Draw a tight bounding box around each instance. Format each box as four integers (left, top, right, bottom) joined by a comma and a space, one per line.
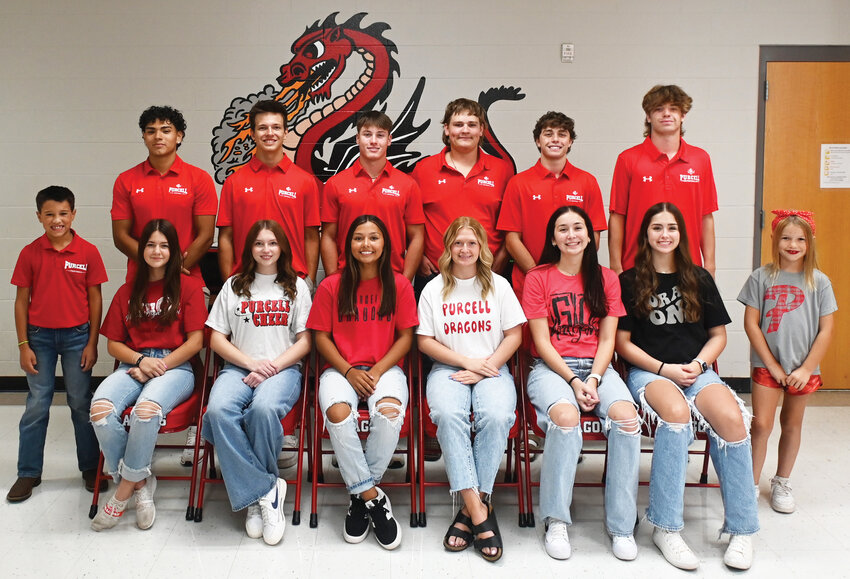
2, 392, 849, 578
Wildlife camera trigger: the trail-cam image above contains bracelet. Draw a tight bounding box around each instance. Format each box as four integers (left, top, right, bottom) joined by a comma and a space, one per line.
568, 375, 580, 385
587, 373, 603, 385
344, 366, 354, 378
17, 340, 29, 347
134, 354, 145, 367
657, 362, 665, 375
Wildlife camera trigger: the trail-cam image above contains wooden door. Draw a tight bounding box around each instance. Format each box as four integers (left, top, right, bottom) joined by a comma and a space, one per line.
762, 61, 850, 387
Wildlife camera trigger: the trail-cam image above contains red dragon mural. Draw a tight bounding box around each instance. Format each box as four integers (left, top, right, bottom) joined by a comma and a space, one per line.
211, 12, 524, 184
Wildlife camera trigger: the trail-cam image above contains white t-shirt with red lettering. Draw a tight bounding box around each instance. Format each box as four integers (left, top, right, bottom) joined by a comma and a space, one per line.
417, 272, 525, 359
206, 273, 311, 362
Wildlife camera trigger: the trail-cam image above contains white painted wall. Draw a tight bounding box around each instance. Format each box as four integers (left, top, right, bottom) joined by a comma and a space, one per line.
2, 0, 848, 377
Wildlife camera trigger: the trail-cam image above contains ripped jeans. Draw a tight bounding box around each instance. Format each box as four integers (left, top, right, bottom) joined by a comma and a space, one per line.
527, 358, 640, 537
627, 366, 759, 535
90, 349, 194, 483
318, 366, 408, 495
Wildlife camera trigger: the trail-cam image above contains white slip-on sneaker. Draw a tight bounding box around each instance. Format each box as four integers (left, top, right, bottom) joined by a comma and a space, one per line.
652, 527, 699, 570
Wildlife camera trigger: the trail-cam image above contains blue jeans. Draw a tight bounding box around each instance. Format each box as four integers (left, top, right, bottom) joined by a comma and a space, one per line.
202, 364, 301, 511
18, 323, 99, 477
426, 363, 516, 496
318, 366, 408, 495
627, 366, 759, 535
91, 349, 194, 483
527, 358, 640, 536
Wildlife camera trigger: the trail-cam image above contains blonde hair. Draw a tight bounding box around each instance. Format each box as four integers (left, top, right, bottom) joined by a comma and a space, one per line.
438, 216, 494, 301
768, 215, 818, 290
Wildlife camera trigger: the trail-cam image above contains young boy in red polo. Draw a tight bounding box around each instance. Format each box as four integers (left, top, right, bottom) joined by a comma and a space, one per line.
8, 186, 108, 503
320, 111, 424, 281
498, 112, 607, 298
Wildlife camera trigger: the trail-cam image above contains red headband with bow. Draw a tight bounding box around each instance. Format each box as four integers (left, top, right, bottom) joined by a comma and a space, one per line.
771, 209, 815, 235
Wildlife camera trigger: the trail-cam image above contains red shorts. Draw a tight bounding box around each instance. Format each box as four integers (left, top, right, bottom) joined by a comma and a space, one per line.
752, 367, 822, 396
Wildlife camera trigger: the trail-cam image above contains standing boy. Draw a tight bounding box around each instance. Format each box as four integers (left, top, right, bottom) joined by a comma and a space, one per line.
216, 99, 320, 285
498, 112, 607, 297
112, 105, 218, 282
608, 85, 718, 275
8, 186, 107, 502
321, 111, 424, 280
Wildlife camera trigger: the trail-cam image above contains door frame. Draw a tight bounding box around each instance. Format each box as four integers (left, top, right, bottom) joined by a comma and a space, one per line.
754, 45, 850, 267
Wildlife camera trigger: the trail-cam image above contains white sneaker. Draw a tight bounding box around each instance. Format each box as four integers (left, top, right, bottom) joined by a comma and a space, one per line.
180, 426, 197, 466
724, 534, 753, 570
544, 520, 571, 559
91, 494, 128, 531
245, 504, 263, 539
652, 527, 699, 570
134, 475, 157, 530
277, 434, 299, 469
258, 478, 287, 545
612, 534, 638, 561
770, 476, 795, 513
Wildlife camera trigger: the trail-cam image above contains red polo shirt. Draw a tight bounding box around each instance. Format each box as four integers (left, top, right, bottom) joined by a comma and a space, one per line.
610, 137, 718, 270
498, 159, 607, 294
12, 231, 108, 328
412, 148, 514, 266
100, 276, 207, 351
112, 155, 218, 282
321, 160, 424, 274
217, 155, 320, 276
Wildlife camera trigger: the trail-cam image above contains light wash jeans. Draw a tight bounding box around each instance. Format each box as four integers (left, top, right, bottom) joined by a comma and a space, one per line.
426, 363, 516, 496
202, 364, 301, 511
318, 366, 408, 495
527, 357, 640, 537
627, 366, 759, 535
91, 349, 194, 483
19, 323, 99, 477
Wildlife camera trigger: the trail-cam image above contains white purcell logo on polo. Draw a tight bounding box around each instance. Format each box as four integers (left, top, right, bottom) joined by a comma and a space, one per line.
679, 168, 700, 183
381, 186, 400, 197
168, 184, 189, 195
278, 187, 296, 199
64, 261, 87, 273
565, 191, 584, 202
477, 177, 495, 187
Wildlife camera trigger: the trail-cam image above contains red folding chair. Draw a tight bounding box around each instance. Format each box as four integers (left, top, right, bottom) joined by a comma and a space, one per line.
518, 348, 609, 528
88, 335, 211, 521
192, 350, 312, 525
416, 350, 526, 528
309, 351, 417, 529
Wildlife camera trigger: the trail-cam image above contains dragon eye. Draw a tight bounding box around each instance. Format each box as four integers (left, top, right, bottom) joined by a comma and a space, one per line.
304, 40, 325, 59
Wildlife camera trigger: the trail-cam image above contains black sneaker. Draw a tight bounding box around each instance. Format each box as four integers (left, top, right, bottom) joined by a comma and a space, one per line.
366, 487, 401, 550
343, 494, 370, 543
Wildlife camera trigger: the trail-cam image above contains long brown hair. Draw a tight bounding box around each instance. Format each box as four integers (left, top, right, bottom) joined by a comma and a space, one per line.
231, 220, 298, 300
538, 206, 607, 321
632, 203, 701, 322
129, 219, 182, 326
338, 215, 396, 318
438, 216, 494, 301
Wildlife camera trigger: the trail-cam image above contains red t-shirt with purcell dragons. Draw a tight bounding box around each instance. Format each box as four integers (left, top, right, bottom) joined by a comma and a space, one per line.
609, 137, 718, 271
413, 148, 514, 267
307, 272, 418, 368
111, 155, 218, 282
100, 276, 207, 351
12, 232, 108, 328
321, 160, 424, 274
521, 264, 625, 359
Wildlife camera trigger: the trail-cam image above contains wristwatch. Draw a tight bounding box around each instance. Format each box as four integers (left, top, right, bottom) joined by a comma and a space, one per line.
693, 358, 708, 374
